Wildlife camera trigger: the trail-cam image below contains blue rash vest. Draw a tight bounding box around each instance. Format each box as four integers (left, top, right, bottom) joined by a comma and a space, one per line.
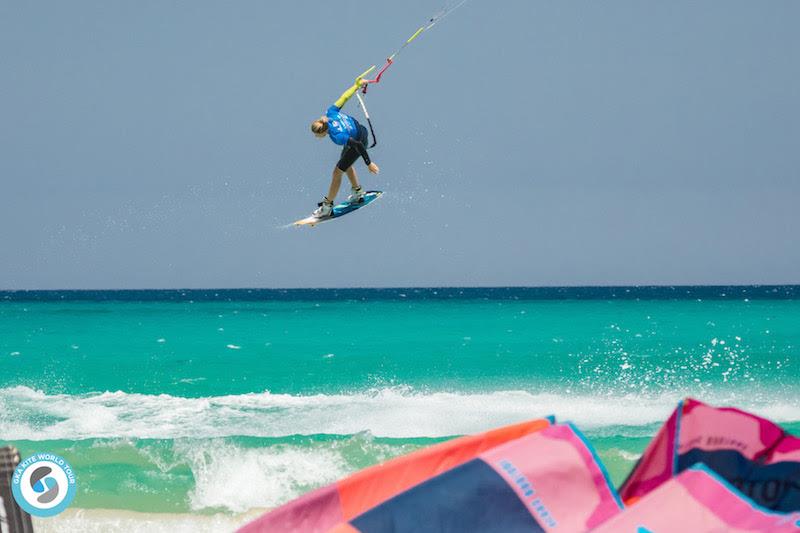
325, 105, 360, 146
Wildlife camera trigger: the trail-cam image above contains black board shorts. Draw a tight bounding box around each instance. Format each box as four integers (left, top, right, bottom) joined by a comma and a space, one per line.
336, 124, 370, 171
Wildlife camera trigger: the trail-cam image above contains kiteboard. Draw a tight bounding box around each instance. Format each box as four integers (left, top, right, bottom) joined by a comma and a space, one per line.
293, 191, 383, 227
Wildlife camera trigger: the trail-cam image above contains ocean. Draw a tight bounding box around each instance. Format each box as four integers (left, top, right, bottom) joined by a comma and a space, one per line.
1, 287, 798, 531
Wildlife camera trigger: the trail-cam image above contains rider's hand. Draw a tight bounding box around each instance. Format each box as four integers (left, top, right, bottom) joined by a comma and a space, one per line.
358, 78, 369, 88
368, 162, 380, 174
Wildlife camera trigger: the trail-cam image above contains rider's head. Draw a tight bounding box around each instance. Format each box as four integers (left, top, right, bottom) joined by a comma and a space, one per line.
311, 119, 327, 137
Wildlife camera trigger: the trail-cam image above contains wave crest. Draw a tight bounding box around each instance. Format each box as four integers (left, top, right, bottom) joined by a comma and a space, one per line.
1, 385, 798, 441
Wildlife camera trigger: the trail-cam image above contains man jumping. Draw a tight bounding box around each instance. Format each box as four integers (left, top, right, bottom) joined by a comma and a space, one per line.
310, 77, 380, 218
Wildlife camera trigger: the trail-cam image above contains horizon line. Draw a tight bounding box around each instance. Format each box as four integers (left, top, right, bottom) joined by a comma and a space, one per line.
2, 283, 799, 293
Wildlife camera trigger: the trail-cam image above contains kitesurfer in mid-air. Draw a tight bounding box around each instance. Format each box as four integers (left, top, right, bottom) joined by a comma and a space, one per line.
310, 77, 380, 217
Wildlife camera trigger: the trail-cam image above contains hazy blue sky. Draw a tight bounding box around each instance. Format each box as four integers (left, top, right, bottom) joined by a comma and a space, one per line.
2, 1, 798, 289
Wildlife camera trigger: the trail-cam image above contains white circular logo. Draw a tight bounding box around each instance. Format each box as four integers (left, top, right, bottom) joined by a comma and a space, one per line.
12, 453, 77, 517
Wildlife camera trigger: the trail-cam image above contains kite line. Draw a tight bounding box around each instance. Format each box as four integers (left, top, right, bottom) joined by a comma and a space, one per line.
352, 1, 469, 147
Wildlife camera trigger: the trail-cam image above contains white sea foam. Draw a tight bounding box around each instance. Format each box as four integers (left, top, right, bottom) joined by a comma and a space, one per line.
1, 385, 798, 441
89, 433, 411, 513
33, 509, 259, 533
615, 449, 642, 462
186, 442, 348, 512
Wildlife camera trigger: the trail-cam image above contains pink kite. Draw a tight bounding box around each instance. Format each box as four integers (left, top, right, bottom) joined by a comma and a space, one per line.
620, 398, 800, 512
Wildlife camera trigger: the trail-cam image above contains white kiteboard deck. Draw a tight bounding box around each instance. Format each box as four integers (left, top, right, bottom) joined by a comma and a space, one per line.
293, 191, 383, 227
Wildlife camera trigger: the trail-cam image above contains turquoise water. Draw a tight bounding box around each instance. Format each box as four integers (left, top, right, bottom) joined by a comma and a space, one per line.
1, 287, 799, 514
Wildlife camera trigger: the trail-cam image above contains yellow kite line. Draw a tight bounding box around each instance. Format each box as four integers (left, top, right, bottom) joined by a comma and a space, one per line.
357, 0, 469, 87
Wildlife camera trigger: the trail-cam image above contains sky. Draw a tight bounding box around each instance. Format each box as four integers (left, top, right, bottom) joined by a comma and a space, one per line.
1, 0, 798, 289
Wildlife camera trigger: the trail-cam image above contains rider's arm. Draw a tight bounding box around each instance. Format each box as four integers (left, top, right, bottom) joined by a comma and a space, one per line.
346, 138, 371, 166
333, 78, 366, 109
